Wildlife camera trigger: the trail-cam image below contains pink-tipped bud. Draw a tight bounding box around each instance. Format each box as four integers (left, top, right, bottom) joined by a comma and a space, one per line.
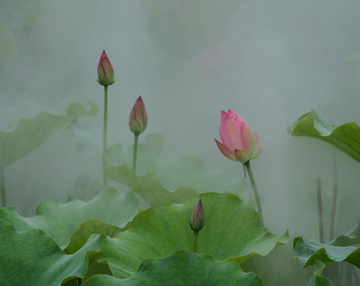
189, 199, 205, 232
129, 96, 148, 134
97, 50, 115, 86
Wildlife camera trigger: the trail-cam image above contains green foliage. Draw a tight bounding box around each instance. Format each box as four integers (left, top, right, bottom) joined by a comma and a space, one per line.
293, 224, 360, 285
307, 261, 335, 286
328, 222, 360, 246
0, 189, 290, 285
98, 192, 289, 278
64, 219, 126, 254
293, 236, 360, 268
105, 143, 251, 205
0, 101, 98, 167
287, 109, 360, 163
0, 224, 105, 285
0, 187, 140, 248
83, 250, 266, 286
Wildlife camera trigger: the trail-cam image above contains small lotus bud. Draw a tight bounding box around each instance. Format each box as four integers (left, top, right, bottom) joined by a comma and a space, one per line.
129, 96, 148, 134
97, 50, 115, 86
189, 199, 205, 232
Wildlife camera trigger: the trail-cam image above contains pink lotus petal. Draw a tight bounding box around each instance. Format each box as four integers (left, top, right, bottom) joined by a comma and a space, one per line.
214, 138, 236, 160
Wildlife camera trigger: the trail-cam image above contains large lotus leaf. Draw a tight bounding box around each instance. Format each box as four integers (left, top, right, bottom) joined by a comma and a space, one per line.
0, 101, 98, 166
98, 192, 289, 278
105, 143, 251, 205
83, 250, 265, 286
293, 236, 360, 269
287, 109, 360, 163
0, 187, 140, 248
0, 224, 105, 285
307, 261, 335, 286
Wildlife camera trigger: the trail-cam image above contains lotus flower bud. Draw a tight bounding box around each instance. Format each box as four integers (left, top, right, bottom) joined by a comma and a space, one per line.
214, 109, 262, 164
129, 96, 148, 134
189, 199, 205, 232
97, 50, 115, 86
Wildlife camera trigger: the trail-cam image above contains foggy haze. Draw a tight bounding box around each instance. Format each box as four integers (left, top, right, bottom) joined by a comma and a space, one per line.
1, 0, 360, 248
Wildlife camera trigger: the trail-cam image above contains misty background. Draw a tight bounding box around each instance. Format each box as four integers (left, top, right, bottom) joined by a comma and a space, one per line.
1, 0, 360, 248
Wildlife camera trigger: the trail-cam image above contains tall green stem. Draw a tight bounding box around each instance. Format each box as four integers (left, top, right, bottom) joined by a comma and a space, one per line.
193, 231, 199, 253
0, 166, 5, 207
244, 161, 263, 222
102, 85, 108, 186
131, 133, 139, 194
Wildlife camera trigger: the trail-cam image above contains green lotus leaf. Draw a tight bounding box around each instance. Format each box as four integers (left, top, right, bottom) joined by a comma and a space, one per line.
83, 250, 265, 286
98, 192, 289, 278
307, 261, 335, 286
287, 109, 360, 163
0, 187, 140, 248
0, 101, 98, 167
293, 236, 360, 268
105, 143, 251, 205
328, 222, 360, 247
0, 224, 105, 285
64, 218, 129, 254
105, 163, 199, 205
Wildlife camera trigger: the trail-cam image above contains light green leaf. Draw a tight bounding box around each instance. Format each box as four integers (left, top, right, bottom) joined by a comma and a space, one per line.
105, 163, 199, 205
293, 236, 360, 268
98, 192, 289, 278
0, 225, 105, 285
64, 218, 127, 254
144, 133, 165, 156
0, 187, 140, 248
0, 101, 98, 166
105, 143, 251, 205
83, 250, 265, 286
328, 222, 360, 247
287, 109, 360, 163
307, 261, 335, 286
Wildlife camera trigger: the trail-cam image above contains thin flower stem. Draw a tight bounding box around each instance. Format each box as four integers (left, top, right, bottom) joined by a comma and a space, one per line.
329, 150, 338, 241
244, 161, 263, 223
102, 85, 108, 187
193, 231, 199, 253
131, 133, 139, 195
317, 176, 324, 243
0, 166, 5, 207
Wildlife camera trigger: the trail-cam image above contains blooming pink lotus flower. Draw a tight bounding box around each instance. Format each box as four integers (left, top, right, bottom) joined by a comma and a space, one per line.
97, 50, 115, 86
129, 96, 148, 134
189, 199, 205, 232
215, 109, 262, 164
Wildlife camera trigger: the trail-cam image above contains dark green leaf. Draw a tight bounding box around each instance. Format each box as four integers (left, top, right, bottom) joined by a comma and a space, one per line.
0, 225, 105, 285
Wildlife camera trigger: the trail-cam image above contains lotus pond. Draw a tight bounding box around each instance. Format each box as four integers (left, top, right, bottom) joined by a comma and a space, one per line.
1, 1, 360, 285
